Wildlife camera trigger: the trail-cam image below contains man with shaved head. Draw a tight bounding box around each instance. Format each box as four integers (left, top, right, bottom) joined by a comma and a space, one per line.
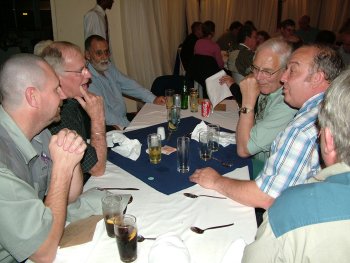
0, 54, 88, 262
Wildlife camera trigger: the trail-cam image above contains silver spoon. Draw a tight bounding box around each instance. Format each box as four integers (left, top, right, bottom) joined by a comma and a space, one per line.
211, 157, 233, 167
184, 193, 226, 199
137, 235, 156, 242
190, 223, 234, 234
93, 187, 140, 191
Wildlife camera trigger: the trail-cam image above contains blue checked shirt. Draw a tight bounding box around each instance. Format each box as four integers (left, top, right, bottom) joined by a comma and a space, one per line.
255, 93, 323, 198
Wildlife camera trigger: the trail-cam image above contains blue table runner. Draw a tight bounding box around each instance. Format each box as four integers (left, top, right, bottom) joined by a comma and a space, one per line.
108, 116, 252, 195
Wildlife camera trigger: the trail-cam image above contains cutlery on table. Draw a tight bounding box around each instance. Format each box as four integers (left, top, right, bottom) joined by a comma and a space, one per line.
137, 235, 156, 242
211, 157, 233, 167
93, 187, 140, 191
190, 223, 235, 234
184, 193, 226, 199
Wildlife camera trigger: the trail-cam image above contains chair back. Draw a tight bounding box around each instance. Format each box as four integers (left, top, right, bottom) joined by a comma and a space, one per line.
151, 75, 185, 96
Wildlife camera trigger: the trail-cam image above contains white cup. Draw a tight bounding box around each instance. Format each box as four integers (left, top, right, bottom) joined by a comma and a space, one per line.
157, 126, 166, 140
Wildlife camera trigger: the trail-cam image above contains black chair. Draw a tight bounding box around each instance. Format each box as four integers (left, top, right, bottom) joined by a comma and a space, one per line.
151, 75, 185, 96
186, 54, 221, 98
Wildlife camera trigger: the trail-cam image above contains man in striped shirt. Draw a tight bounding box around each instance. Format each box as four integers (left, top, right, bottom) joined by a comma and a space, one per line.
190, 44, 344, 211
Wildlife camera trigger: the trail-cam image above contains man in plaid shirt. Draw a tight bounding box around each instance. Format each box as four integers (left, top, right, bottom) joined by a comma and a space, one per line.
190, 44, 344, 211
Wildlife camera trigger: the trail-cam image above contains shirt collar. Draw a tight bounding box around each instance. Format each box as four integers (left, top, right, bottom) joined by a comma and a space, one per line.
0, 106, 37, 164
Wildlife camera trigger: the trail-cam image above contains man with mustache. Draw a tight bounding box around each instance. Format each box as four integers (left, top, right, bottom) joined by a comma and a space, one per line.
85, 34, 166, 130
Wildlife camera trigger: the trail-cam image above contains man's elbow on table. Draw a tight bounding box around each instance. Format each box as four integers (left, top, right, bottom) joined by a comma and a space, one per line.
89, 163, 106, 177
237, 145, 251, 158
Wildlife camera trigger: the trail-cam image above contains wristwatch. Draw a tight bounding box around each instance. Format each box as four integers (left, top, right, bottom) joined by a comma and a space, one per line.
239, 107, 253, 114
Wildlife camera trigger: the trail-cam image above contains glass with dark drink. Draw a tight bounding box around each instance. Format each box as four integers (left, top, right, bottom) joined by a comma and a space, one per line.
101, 194, 122, 238
115, 214, 137, 262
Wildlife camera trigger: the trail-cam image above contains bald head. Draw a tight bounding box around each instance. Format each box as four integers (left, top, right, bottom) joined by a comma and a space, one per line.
0, 54, 48, 110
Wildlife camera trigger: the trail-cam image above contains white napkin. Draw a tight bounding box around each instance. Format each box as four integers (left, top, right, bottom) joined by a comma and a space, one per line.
220, 238, 247, 263
205, 70, 232, 109
148, 233, 191, 263
107, 131, 141, 161
191, 121, 236, 146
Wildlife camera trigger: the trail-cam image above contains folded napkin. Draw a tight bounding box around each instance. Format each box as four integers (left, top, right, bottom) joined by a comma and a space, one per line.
148, 233, 191, 263
191, 121, 236, 147
205, 70, 232, 109
107, 131, 141, 161
220, 238, 247, 263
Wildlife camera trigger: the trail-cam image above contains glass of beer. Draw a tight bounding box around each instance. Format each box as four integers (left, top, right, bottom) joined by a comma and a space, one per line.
147, 133, 161, 164
101, 194, 122, 238
115, 214, 138, 262
190, 88, 199, 112
165, 89, 175, 109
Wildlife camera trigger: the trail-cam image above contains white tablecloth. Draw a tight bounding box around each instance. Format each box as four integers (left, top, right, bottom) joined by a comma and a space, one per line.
56, 101, 256, 263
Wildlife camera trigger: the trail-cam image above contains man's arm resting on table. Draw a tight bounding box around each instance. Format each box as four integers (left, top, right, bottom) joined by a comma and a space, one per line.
190, 167, 275, 209
67, 165, 83, 204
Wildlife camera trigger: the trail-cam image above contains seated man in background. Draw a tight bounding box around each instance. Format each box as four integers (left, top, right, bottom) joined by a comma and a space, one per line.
227, 24, 258, 84
243, 68, 350, 263
216, 20, 242, 51
190, 44, 344, 211
180, 21, 203, 73
222, 38, 297, 163
0, 54, 88, 262
41, 41, 107, 178
85, 35, 165, 130
338, 31, 350, 66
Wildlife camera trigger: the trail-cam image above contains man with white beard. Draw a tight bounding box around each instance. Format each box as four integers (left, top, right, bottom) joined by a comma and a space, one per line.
85, 35, 166, 130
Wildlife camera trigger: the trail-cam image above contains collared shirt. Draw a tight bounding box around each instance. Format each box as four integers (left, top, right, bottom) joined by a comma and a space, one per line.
0, 106, 53, 262
243, 163, 350, 263
255, 93, 323, 198
84, 4, 107, 40
48, 99, 98, 173
247, 87, 297, 162
88, 62, 156, 127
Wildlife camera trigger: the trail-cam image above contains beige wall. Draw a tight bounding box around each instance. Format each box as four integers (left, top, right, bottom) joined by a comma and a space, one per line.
50, 0, 137, 112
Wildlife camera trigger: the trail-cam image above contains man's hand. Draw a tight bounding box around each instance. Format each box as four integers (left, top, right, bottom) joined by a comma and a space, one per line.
219, 75, 235, 87
75, 86, 105, 121
49, 128, 87, 171
240, 74, 260, 107
153, 96, 166, 105
189, 167, 221, 190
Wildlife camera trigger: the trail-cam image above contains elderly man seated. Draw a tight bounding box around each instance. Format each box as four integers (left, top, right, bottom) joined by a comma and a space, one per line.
85, 35, 166, 130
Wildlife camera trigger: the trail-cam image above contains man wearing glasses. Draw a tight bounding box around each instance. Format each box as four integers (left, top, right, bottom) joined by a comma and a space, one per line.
222, 38, 297, 163
190, 44, 344, 218
41, 41, 107, 179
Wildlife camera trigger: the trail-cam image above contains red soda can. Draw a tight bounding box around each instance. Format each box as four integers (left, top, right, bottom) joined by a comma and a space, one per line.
201, 99, 211, 117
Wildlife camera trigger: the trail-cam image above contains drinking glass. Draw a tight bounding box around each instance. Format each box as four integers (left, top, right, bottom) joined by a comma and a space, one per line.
199, 131, 213, 161
101, 194, 122, 238
147, 133, 161, 164
190, 88, 199, 112
207, 124, 220, 151
165, 89, 175, 109
177, 136, 190, 173
167, 105, 181, 131
115, 214, 138, 262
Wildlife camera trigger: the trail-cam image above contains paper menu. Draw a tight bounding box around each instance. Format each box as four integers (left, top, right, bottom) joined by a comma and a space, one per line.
205, 70, 232, 109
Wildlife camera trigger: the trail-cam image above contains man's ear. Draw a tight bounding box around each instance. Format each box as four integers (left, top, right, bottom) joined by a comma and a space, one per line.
323, 127, 338, 164
311, 70, 325, 88
85, 50, 90, 60
24, 87, 39, 108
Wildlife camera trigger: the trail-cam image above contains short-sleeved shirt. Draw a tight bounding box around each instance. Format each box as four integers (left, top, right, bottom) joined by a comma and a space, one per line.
48, 99, 98, 173
83, 4, 107, 40
255, 93, 323, 198
0, 106, 53, 262
243, 163, 350, 263
247, 87, 297, 162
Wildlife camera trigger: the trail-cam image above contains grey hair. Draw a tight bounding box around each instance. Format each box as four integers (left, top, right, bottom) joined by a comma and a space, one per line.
308, 44, 344, 83
0, 53, 47, 109
255, 37, 293, 68
41, 41, 81, 73
318, 68, 350, 165
33, 39, 53, 56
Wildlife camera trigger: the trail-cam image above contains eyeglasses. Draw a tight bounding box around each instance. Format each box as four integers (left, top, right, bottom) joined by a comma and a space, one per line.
64, 62, 90, 75
250, 65, 283, 78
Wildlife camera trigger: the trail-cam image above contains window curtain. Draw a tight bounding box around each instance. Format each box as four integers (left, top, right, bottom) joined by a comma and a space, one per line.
120, 0, 186, 89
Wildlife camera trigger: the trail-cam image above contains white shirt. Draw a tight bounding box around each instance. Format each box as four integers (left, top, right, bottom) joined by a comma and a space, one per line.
84, 4, 107, 40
